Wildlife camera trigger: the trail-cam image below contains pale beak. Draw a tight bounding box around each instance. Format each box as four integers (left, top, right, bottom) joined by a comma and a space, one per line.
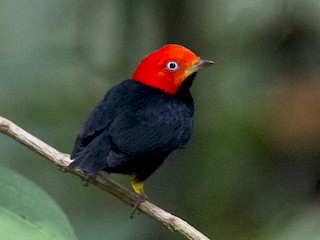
187, 59, 214, 75
192, 59, 214, 71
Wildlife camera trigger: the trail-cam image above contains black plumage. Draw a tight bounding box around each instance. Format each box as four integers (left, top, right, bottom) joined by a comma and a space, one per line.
69, 73, 197, 183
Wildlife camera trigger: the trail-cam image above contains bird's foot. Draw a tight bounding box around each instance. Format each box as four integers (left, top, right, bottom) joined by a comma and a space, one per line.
130, 193, 148, 219
57, 165, 67, 173
82, 176, 90, 186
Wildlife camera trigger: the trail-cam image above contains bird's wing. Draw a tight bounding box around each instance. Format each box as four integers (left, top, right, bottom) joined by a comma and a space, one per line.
70, 96, 113, 159
70, 81, 132, 159
69, 81, 132, 175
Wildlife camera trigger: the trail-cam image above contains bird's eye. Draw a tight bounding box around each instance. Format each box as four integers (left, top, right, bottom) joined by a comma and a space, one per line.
166, 61, 179, 71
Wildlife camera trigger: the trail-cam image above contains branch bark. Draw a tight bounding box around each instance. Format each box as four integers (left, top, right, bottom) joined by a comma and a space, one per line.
0, 116, 210, 240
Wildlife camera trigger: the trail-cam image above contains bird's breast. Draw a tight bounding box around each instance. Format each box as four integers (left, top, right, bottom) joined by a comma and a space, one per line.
149, 98, 194, 147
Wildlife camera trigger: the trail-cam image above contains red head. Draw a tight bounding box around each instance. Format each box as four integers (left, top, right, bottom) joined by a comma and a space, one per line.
131, 44, 213, 94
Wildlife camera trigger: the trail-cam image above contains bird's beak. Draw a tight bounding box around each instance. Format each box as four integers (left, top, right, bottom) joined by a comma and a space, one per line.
188, 59, 214, 74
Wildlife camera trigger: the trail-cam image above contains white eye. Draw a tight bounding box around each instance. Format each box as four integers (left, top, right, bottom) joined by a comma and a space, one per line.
166, 61, 179, 71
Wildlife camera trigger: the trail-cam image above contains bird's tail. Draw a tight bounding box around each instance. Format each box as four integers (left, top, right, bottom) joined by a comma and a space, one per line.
69, 131, 111, 176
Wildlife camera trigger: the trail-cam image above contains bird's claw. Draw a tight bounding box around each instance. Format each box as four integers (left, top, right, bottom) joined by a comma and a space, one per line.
82, 176, 90, 186
130, 194, 148, 218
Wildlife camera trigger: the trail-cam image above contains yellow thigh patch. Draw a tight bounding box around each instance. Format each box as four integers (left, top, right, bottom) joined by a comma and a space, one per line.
131, 179, 144, 194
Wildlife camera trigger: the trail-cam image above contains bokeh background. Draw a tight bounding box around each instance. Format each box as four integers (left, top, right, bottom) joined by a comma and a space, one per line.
1, 0, 320, 239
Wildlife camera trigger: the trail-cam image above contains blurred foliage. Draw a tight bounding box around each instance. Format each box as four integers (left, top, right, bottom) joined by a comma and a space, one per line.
1, 0, 320, 239
0, 164, 76, 240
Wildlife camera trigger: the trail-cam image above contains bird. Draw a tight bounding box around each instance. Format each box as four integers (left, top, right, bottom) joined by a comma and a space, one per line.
69, 44, 213, 209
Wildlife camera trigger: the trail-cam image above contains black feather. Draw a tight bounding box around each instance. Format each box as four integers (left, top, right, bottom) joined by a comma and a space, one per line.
69, 76, 195, 181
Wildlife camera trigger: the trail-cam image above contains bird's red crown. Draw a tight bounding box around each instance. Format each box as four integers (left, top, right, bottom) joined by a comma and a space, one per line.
131, 44, 212, 94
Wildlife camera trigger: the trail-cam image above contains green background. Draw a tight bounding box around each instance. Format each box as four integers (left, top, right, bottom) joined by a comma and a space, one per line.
1, 1, 320, 239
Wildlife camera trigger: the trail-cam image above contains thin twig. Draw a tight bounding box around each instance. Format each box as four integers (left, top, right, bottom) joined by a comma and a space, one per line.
0, 116, 210, 240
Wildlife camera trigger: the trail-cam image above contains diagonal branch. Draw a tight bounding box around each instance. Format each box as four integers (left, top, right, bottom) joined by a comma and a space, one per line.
0, 116, 210, 240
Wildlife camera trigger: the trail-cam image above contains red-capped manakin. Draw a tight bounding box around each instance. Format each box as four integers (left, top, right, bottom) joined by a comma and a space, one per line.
69, 44, 213, 207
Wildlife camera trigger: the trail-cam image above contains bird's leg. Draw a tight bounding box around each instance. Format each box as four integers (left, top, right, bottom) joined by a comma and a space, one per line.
130, 178, 148, 218
82, 175, 90, 186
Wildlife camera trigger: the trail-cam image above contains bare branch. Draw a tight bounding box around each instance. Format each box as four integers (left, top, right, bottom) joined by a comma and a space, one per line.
0, 116, 210, 240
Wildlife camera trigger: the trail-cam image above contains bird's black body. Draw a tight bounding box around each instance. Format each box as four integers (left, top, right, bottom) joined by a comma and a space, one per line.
70, 73, 197, 182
